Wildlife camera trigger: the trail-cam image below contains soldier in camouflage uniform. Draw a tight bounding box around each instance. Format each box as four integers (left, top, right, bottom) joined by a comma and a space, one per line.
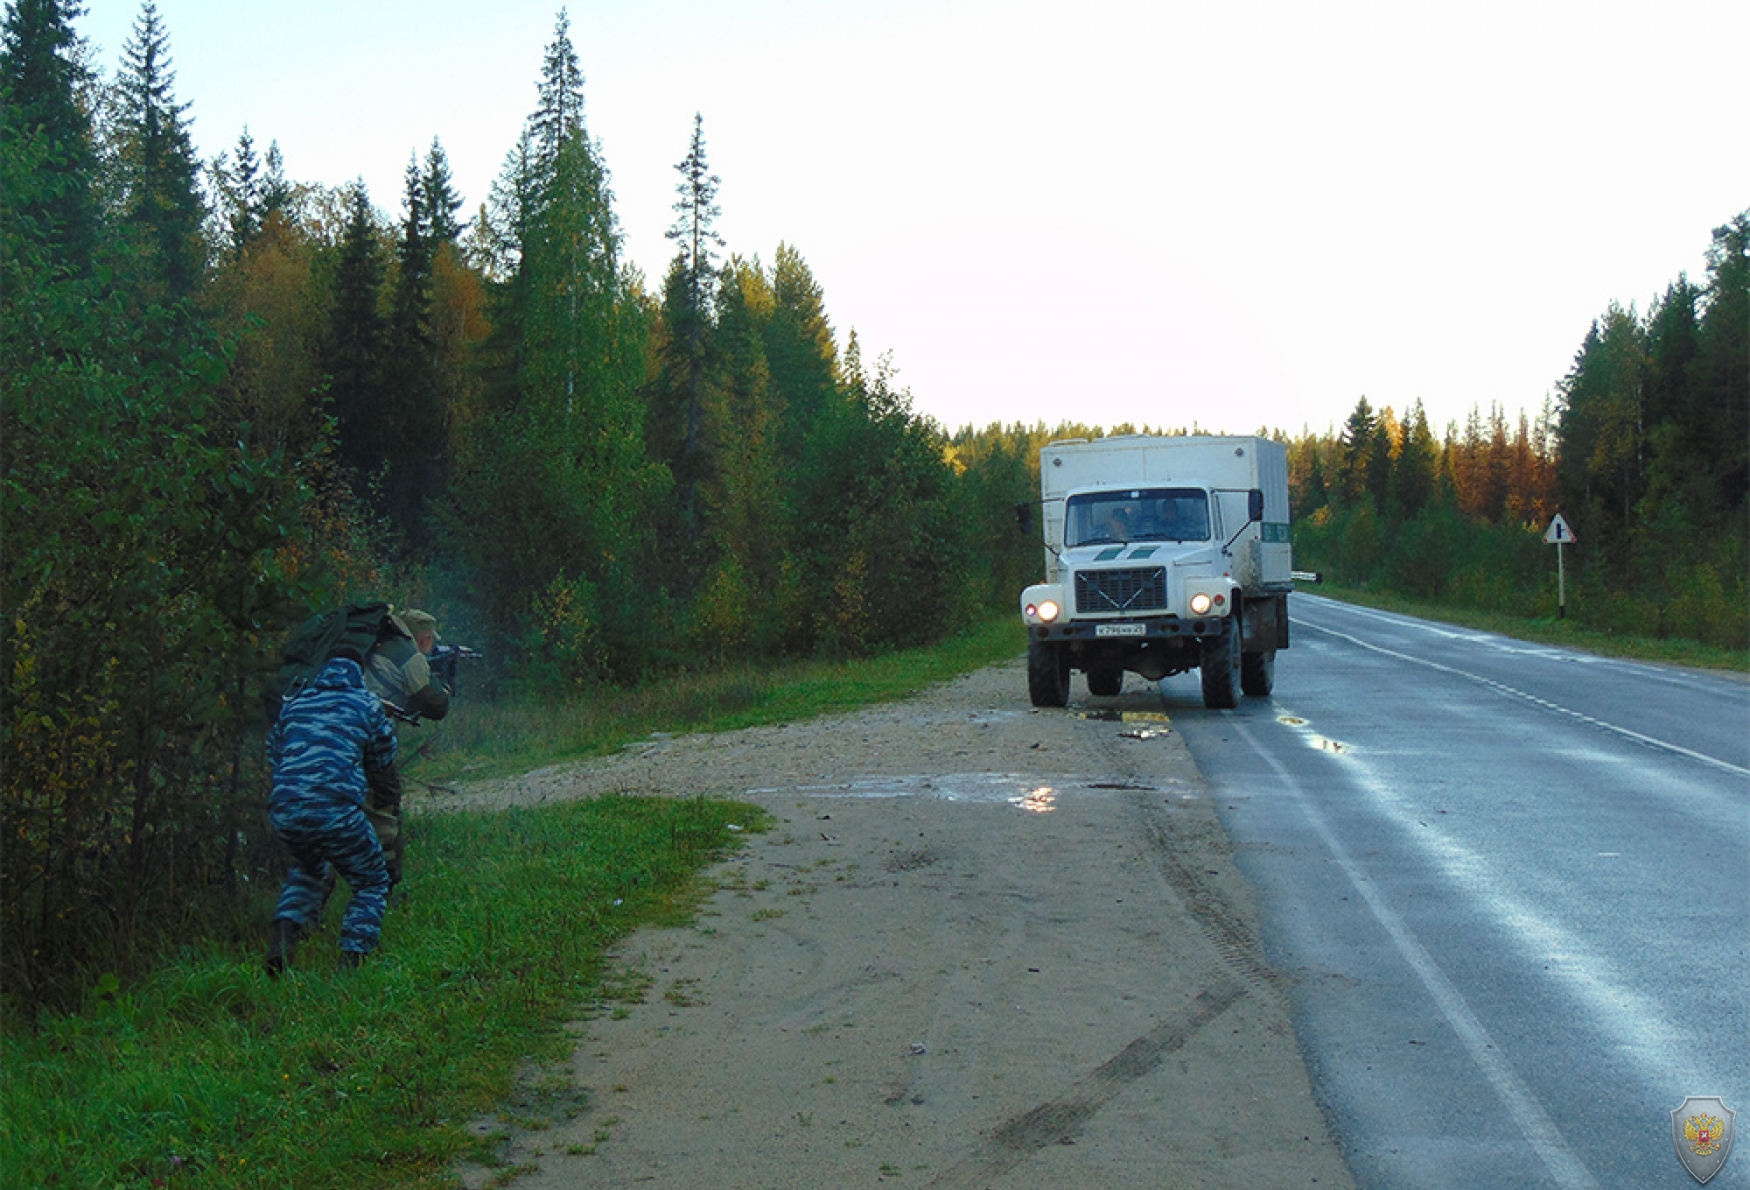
265, 653, 401, 973
358, 608, 449, 886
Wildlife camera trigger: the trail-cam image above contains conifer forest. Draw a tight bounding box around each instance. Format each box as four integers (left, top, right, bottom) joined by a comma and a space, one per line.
3, 1, 1745, 1006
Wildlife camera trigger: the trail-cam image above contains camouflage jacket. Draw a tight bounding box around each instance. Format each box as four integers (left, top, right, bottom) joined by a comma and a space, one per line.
268, 657, 399, 809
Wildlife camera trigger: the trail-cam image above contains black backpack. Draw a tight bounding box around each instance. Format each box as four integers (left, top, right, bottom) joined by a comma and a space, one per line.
271, 602, 404, 710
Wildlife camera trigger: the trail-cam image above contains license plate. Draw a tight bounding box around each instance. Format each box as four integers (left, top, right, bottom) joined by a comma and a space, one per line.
1095, 623, 1146, 638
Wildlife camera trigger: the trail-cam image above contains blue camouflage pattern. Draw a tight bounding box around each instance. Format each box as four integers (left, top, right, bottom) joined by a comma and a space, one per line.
267, 657, 399, 954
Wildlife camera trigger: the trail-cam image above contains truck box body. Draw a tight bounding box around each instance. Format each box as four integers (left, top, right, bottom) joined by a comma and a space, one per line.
1020, 435, 1294, 709
1038, 436, 1291, 591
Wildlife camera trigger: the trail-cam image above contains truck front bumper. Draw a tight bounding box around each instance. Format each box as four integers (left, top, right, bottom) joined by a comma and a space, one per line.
1029, 615, 1229, 644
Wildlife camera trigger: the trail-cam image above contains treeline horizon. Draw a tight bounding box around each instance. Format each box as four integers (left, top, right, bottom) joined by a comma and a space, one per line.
3, 0, 1744, 1012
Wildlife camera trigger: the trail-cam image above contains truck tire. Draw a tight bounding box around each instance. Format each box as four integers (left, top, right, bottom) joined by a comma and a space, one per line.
1086, 666, 1123, 697
1241, 649, 1276, 697
1028, 638, 1070, 708
1200, 620, 1242, 709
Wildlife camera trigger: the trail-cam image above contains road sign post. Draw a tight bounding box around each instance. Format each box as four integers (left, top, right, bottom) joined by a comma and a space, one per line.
1543, 514, 1576, 618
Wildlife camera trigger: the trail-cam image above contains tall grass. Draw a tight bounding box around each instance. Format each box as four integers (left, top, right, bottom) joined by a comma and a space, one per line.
1, 794, 763, 1189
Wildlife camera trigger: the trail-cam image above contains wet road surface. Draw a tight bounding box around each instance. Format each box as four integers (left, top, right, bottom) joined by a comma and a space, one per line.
1157, 595, 1749, 1189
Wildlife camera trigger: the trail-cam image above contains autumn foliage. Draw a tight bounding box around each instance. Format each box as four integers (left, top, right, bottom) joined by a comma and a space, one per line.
2, 2, 1742, 1012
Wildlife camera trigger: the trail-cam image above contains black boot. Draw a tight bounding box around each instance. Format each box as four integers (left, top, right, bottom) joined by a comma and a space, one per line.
337, 949, 366, 971
265, 918, 300, 978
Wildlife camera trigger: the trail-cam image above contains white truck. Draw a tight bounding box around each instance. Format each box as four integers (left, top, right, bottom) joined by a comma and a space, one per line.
1019, 435, 1294, 709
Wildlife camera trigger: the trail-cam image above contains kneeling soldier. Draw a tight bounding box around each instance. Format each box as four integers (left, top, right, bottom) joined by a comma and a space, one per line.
266, 651, 401, 974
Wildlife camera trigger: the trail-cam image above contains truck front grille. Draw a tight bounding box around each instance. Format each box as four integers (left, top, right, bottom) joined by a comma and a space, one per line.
1074, 567, 1167, 614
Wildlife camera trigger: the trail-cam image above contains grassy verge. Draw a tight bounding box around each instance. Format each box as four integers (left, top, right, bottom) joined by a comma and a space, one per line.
1, 616, 1028, 1190
1305, 583, 1750, 673
1, 795, 763, 1189
411, 615, 1030, 785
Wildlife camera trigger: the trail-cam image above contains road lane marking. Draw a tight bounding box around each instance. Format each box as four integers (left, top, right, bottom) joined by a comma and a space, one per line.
1230, 716, 1601, 1190
1292, 618, 1750, 779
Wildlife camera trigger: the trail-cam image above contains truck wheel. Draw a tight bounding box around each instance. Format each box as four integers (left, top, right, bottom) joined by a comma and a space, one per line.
1027, 638, 1070, 708
1241, 650, 1276, 697
1200, 621, 1241, 709
1086, 667, 1123, 697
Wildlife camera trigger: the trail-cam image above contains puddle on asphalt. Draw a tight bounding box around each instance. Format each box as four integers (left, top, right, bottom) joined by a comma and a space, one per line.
1273, 714, 1349, 755
748, 772, 1164, 809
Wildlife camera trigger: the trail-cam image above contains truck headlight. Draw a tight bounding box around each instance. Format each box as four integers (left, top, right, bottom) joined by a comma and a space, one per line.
1028, 599, 1061, 623
1188, 592, 1213, 615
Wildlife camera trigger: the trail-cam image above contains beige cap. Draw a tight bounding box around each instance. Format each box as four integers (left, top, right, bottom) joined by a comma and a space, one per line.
400, 609, 440, 642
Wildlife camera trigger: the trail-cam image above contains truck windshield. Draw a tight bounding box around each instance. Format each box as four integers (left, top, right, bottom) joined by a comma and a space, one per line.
1065, 488, 1210, 546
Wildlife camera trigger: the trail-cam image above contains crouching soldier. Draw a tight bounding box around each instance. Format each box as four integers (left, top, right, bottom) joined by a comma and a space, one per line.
265, 650, 401, 974
359, 608, 448, 887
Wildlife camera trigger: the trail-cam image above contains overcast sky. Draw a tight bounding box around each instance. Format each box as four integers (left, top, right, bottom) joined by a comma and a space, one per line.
76, 0, 1748, 439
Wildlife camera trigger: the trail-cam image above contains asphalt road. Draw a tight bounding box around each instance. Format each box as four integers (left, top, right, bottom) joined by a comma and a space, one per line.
1156, 594, 1749, 1189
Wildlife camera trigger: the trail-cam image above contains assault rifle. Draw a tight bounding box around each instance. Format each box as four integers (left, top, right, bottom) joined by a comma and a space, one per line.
429, 643, 483, 696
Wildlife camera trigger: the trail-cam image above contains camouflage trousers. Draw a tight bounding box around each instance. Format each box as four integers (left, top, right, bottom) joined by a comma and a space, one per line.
270, 799, 391, 955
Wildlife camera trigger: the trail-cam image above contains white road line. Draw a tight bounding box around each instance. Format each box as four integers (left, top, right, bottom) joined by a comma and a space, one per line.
1293, 618, 1750, 779
1230, 716, 1601, 1190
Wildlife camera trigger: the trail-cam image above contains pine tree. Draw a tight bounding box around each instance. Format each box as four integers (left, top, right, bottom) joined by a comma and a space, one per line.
113, 0, 205, 304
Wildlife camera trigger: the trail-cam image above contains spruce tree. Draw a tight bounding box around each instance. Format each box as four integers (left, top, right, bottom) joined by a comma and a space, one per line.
218, 126, 261, 257
260, 140, 292, 224
530, 7, 584, 178
449, 11, 664, 674
1, 0, 100, 280
113, 0, 205, 304
324, 181, 390, 485
422, 137, 464, 244
703, 257, 781, 648
1337, 398, 1378, 505
1392, 399, 1439, 518
380, 155, 441, 544
648, 113, 724, 550
1694, 213, 1749, 515
766, 243, 839, 464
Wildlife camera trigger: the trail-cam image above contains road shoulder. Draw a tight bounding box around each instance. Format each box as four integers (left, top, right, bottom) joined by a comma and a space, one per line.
448, 661, 1354, 1189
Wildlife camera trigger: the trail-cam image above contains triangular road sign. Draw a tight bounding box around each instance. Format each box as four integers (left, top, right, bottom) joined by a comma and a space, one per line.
1544, 513, 1576, 545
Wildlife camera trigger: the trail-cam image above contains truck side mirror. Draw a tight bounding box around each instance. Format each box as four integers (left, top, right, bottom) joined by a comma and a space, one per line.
1015, 502, 1033, 533
1248, 489, 1265, 523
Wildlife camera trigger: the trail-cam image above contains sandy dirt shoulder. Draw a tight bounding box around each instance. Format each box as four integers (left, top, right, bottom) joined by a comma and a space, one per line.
442, 659, 1354, 1189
